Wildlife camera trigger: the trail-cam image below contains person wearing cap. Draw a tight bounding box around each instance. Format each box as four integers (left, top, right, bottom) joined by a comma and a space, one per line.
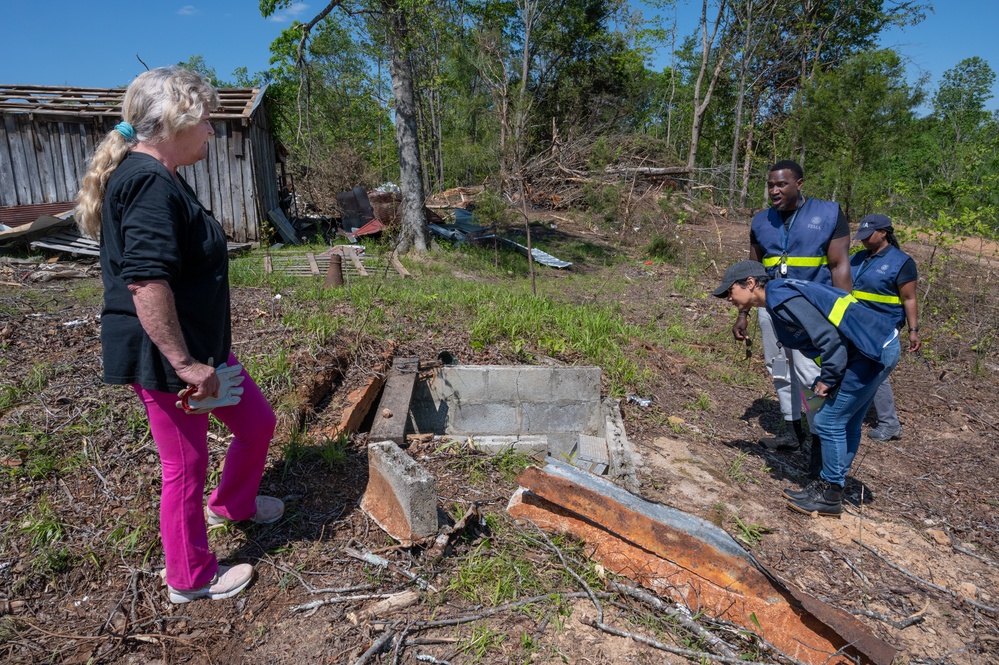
850, 214, 920, 441
714, 260, 900, 516
736, 160, 852, 461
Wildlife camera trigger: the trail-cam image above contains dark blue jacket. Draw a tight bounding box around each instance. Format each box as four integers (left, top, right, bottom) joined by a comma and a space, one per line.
766, 279, 897, 391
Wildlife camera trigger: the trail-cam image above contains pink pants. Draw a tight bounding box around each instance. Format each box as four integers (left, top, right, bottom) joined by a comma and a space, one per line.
132, 353, 276, 590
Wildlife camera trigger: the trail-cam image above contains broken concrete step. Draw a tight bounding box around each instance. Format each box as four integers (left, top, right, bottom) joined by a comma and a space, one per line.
360, 440, 439, 546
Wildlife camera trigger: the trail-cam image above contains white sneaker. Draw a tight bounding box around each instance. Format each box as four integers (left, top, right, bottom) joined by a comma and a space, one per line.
167, 564, 254, 604
206, 496, 284, 527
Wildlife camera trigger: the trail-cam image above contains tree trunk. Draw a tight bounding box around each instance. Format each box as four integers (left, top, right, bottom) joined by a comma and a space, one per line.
685, 0, 729, 176
739, 106, 756, 207
387, 7, 429, 254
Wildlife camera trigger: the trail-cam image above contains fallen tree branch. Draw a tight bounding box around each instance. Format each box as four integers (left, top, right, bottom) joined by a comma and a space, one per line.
946, 529, 998, 566
404, 591, 608, 630
607, 580, 740, 660
348, 590, 420, 625
852, 539, 998, 615
581, 615, 805, 665
290, 593, 397, 614
849, 606, 926, 630
353, 621, 399, 665
345, 544, 437, 592
521, 519, 603, 623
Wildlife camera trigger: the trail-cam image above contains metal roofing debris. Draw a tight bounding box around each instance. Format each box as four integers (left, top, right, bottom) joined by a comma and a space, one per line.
509, 460, 898, 665
428, 217, 573, 269
0, 84, 267, 120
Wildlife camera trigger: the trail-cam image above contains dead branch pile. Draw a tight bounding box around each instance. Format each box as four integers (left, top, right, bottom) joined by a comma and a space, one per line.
519, 130, 689, 210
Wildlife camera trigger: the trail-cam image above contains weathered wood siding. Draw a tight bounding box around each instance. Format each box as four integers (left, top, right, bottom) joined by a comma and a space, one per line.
0, 114, 110, 209
1, 98, 278, 242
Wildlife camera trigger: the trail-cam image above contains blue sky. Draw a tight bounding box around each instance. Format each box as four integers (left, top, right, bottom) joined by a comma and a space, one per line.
1, 1, 996, 111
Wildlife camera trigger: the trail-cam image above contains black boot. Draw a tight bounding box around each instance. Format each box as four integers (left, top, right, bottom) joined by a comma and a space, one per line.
805, 435, 823, 479
782, 478, 818, 501
760, 420, 801, 451
787, 480, 843, 517
793, 419, 806, 446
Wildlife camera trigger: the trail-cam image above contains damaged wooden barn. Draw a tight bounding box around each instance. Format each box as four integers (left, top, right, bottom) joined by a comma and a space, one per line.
0, 83, 282, 243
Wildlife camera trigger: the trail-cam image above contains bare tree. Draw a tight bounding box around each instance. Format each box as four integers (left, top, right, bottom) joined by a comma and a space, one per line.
265, 0, 430, 253
726, 0, 778, 209
685, 0, 729, 177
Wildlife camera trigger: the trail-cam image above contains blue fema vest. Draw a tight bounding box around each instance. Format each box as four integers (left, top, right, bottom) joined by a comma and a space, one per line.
850, 246, 912, 328
751, 197, 840, 284
765, 278, 897, 363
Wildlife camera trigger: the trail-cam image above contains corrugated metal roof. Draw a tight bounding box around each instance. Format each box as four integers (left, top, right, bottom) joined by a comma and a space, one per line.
0, 84, 266, 120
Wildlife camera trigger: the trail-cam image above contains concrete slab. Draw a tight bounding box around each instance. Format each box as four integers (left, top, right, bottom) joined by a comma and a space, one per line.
468, 435, 548, 459
360, 440, 439, 545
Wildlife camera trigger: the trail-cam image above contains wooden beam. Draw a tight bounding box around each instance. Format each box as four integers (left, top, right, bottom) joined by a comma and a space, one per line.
390, 251, 412, 279
369, 357, 420, 445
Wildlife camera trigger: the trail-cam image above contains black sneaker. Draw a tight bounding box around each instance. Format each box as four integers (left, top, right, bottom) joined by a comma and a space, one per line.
787, 480, 843, 517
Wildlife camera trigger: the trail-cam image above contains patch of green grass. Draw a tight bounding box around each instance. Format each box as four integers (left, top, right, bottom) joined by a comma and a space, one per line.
646, 233, 682, 263
447, 541, 539, 606
725, 451, 751, 484
732, 514, 771, 548
281, 427, 309, 478
0, 361, 60, 410
15, 496, 75, 578
688, 390, 713, 412
244, 347, 294, 393
317, 433, 349, 470
457, 622, 507, 663
283, 310, 344, 347
108, 518, 157, 559
489, 448, 532, 483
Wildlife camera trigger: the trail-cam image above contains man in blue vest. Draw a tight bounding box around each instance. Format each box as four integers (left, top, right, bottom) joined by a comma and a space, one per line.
715, 261, 900, 516
733, 160, 852, 476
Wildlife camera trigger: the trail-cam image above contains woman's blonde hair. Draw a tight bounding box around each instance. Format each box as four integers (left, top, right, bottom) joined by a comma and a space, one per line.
75, 66, 219, 238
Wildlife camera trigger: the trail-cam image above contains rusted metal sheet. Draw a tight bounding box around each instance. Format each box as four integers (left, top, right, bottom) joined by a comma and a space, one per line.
510, 461, 897, 665
757, 561, 900, 665
515, 464, 780, 599
0, 203, 74, 228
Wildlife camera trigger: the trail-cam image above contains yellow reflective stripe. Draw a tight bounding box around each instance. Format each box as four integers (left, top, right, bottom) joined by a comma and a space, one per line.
828, 294, 858, 327
852, 290, 902, 305
784, 256, 828, 266
761, 256, 828, 267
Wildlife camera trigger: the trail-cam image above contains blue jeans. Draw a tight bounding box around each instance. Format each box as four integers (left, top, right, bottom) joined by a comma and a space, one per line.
814, 336, 901, 486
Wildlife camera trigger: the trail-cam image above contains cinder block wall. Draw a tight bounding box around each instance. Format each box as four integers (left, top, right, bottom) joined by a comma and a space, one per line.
408, 366, 603, 454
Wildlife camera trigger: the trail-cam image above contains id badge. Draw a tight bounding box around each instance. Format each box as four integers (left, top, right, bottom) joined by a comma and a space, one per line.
772, 348, 790, 381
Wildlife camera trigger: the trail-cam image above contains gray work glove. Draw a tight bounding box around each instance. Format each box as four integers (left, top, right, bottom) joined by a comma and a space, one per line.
176, 361, 245, 414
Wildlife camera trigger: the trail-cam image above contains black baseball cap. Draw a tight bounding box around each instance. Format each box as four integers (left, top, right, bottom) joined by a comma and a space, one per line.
854, 214, 893, 241
711, 260, 768, 297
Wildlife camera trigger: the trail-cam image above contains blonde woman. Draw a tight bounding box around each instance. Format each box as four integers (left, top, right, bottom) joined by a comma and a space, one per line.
77, 66, 282, 603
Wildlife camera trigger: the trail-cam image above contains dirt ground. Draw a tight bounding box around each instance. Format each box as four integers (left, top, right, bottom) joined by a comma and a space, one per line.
1, 208, 998, 664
